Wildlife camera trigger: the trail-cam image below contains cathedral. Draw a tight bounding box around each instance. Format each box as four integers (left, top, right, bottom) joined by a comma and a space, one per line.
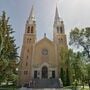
18, 5, 67, 87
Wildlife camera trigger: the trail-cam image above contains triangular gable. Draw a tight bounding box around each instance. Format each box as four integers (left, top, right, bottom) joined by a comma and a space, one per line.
35, 37, 54, 46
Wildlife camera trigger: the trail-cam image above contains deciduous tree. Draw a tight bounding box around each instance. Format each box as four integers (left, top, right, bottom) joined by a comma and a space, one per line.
69, 27, 90, 61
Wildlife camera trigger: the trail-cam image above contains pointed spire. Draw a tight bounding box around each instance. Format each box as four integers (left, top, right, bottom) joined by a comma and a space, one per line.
28, 5, 36, 23
54, 6, 60, 24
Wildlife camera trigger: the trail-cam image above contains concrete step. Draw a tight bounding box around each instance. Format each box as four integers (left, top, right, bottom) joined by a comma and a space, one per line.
29, 79, 63, 88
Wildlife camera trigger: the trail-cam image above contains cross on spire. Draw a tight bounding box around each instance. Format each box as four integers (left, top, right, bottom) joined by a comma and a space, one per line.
44, 33, 46, 37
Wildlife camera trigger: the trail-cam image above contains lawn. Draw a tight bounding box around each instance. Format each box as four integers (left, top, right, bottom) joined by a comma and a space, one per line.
80, 86, 90, 90
64, 85, 90, 90
0, 88, 17, 90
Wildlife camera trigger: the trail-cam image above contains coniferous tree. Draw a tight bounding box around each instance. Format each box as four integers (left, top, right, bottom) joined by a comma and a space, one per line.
0, 11, 18, 85
66, 68, 70, 86
60, 68, 66, 86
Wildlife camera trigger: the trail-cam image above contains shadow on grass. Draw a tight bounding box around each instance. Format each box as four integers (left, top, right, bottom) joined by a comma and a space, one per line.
0, 85, 18, 90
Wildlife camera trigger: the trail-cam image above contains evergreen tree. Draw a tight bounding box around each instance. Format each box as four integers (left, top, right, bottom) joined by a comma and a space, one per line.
66, 68, 70, 86
0, 11, 18, 85
60, 68, 66, 86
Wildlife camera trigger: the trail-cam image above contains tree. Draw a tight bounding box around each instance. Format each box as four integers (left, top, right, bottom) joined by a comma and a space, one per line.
66, 68, 70, 86
69, 27, 90, 61
60, 67, 66, 86
66, 48, 88, 86
69, 27, 89, 86
59, 46, 71, 86
0, 11, 18, 85
86, 63, 90, 80
69, 51, 88, 86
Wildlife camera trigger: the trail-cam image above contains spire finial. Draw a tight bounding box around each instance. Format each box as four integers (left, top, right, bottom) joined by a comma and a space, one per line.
44, 33, 46, 37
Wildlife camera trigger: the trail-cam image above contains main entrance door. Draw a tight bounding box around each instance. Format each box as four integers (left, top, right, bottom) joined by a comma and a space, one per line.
52, 71, 55, 78
42, 66, 48, 79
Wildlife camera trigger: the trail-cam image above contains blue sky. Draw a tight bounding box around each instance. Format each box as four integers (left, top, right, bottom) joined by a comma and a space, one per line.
0, 0, 90, 54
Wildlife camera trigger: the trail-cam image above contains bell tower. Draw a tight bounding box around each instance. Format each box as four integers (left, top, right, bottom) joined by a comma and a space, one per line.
53, 6, 67, 46
25, 5, 36, 43
18, 5, 37, 86
53, 6, 67, 78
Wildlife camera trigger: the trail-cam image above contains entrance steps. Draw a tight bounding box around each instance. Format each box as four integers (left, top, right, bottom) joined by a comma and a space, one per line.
30, 79, 63, 88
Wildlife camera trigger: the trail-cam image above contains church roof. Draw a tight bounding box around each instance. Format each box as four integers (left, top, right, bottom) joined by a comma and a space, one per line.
36, 36, 54, 46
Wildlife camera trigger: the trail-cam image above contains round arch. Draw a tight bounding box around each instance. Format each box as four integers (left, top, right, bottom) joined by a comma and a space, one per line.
42, 66, 48, 79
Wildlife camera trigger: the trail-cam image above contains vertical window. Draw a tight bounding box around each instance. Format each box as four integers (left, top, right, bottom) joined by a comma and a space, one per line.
60, 27, 63, 33
31, 26, 34, 33
57, 27, 59, 33
27, 26, 30, 33
34, 71, 37, 79
58, 38, 60, 43
29, 38, 31, 43
27, 56, 28, 59
61, 38, 63, 43
24, 71, 28, 75
27, 38, 31, 43
52, 71, 55, 78
27, 38, 29, 43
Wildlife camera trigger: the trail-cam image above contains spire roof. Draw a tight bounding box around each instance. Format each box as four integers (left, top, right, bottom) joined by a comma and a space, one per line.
28, 5, 36, 23
54, 6, 60, 23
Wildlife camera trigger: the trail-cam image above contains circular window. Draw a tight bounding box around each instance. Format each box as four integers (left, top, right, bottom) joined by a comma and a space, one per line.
42, 49, 48, 55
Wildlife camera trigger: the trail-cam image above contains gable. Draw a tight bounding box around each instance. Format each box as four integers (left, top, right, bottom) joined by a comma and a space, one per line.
35, 37, 54, 46
32, 37, 57, 66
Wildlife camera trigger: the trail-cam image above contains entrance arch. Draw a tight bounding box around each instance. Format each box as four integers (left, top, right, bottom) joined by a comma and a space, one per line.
42, 66, 48, 79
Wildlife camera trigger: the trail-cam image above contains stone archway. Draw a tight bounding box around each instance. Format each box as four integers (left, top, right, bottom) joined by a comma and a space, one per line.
42, 66, 48, 79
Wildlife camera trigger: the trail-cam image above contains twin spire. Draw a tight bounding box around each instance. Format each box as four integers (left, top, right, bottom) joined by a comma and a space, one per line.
54, 6, 61, 24
28, 5, 36, 23
28, 5, 61, 24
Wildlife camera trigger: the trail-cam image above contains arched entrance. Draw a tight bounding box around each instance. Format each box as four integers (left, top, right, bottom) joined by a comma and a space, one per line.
42, 66, 48, 79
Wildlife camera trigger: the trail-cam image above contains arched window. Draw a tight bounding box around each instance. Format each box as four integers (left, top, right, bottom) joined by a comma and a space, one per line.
61, 38, 63, 43
58, 38, 60, 43
27, 38, 31, 43
42, 66, 48, 78
31, 26, 34, 33
27, 56, 28, 59
27, 38, 29, 43
24, 71, 28, 75
29, 38, 31, 43
60, 27, 63, 33
27, 26, 30, 33
57, 27, 59, 33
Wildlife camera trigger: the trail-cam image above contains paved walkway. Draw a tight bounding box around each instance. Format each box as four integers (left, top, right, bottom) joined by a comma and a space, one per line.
19, 87, 71, 90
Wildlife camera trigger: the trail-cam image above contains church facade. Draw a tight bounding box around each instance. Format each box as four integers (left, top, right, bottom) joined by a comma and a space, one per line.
18, 6, 67, 86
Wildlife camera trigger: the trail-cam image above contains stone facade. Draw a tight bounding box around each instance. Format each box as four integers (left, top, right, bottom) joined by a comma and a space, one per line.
18, 6, 67, 86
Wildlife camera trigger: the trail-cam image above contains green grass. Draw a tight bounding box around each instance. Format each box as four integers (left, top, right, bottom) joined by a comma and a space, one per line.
80, 88, 89, 90
80, 86, 90, 90
0, 85, 18, 90
64, 86, 90, 90
0, 88, 17, 90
